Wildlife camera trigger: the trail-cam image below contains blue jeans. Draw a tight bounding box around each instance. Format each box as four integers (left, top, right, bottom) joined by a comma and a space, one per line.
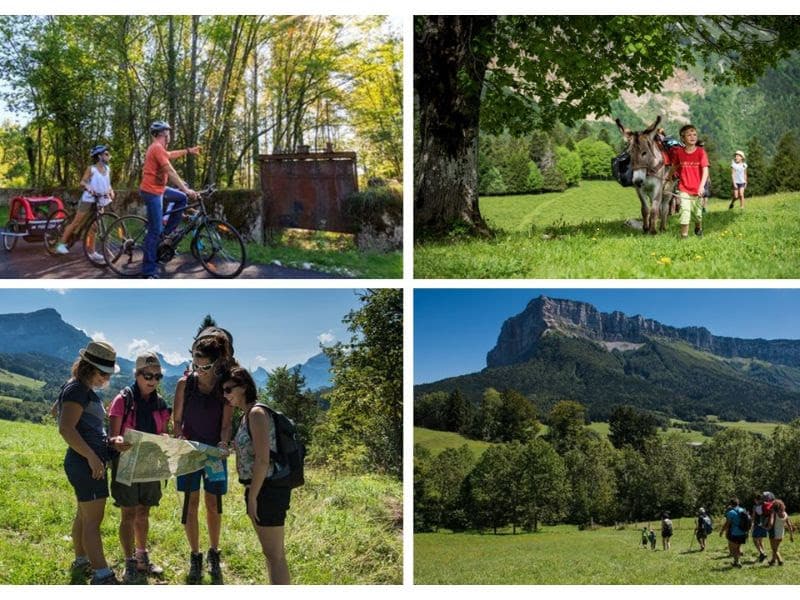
162, 187, 188, 236
139, 190, 163, 276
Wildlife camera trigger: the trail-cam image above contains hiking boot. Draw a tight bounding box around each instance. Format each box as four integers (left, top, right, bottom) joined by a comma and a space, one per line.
90, 572, 120, 585
758, 552, 767, 563
122, 558, 140, 584
729, 200, 735, 210
732, 562, 742, 569
136, 551, 164, 576
207, 548, 223, 584
55, 242, 69, 255
694, 226, 703, 237
187, 552, 203, 584
69, 558, 92, 582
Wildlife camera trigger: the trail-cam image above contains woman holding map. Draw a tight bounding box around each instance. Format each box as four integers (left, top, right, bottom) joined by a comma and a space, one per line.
107, 351, 171, 584
57, 341, 124, 585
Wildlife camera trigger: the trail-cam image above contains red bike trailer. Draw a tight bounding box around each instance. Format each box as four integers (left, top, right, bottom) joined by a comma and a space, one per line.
1, 195, 66, 251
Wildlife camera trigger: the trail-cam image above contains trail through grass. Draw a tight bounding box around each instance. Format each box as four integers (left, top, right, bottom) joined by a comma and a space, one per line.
415, 519, 800, 584
415, 183, 800, 278
0, 419, 402, 584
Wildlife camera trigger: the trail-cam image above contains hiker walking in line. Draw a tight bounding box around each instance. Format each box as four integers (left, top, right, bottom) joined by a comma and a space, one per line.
172, 331, 235, 584
107, 351, 171, 583
720, 497, 750, 568
225, 366, 293, 584
767, 499, 794, 566
694, 508, 712, 551
648, 528, 657, 550
641, 526, 649, 549
57, 341, 125, 585
752, 493, 770, 563
661, 512, 673, 550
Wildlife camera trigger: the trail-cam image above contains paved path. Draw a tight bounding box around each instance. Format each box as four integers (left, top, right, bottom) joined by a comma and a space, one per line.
0, 243, 345, 279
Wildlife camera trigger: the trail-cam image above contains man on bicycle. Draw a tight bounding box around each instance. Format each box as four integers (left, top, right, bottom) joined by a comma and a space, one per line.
140, 121, 200, 279
55, 144, 114, 261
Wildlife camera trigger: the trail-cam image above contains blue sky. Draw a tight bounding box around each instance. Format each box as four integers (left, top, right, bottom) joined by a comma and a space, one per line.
414, 289, 800, 384
0, 288, 365, 370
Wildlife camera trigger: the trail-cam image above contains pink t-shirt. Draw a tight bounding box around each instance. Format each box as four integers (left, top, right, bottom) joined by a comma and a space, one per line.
108, 388, 171, 435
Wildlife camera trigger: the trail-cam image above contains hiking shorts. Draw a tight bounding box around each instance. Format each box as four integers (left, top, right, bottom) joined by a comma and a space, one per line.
678, 191, 703, 226
176, 462, 228, 496
64, 451, 109, 502
110, 456, 162, 507
244, 485, 291, 527
696, 531, 707, 540
753, 525, 768, 538
727, 533, 747, 545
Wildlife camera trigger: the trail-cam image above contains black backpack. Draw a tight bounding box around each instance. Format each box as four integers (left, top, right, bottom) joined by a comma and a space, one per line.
119, 386, 170, 425
612, 151, 633, 187
738, 508, 752, 532
248, 403, 305, 489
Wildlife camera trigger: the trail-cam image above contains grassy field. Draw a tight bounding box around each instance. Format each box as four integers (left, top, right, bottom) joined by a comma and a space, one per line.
414, 518, 800, 584
0, 368, 46, 390
415, 182, 800, 278
0, 419, 402, 584
414, 427, 494, 458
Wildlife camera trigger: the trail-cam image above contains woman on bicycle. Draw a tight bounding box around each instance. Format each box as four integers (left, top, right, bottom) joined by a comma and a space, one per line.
55, 145, 115, 261
140, 120, 200, 279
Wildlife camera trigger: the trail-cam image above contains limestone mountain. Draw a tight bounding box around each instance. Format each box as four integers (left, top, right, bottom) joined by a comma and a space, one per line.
417, 296, 800, 423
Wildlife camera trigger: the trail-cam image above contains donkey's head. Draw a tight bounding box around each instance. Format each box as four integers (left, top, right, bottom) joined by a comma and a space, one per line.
616, 116, 664, 186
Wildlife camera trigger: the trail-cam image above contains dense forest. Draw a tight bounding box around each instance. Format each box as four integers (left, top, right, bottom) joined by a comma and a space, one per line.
0, 15, 402, 189
414, 335, 800, 424
415, 399, 800, 533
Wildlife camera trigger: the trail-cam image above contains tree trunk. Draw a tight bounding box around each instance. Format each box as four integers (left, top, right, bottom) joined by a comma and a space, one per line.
414, 16, 496, 238
167, 16, 177, 131
186, 16, 199, 187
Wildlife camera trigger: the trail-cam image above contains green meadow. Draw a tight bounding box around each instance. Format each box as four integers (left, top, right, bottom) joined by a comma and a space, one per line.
0, 368, 46, 390
0, 419, 402, 584
414, 182, 800, 278
415, 519, 800, 584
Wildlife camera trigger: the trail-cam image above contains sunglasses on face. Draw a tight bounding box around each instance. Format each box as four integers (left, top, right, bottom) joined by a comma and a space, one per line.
192, 362, 214, 373
139, 372, 163, 381
222, 383, 241, 394
98, 372, 112, 380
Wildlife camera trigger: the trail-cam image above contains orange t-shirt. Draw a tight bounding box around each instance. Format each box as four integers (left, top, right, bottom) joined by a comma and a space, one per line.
140, 142, 171, 195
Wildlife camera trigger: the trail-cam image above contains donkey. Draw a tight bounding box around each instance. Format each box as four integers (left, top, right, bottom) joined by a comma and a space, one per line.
615, 116, 670, 234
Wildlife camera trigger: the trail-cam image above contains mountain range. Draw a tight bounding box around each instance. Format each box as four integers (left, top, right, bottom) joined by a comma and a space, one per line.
416, 296, 800, 423
0, 308, 330, 391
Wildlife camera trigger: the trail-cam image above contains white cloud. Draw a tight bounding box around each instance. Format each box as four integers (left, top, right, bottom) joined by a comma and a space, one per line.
127, 338, 157, 359
90, 331, 107, 342
317, 330, 336, 346
161, 350, 185, 365
44, 288, 68, 295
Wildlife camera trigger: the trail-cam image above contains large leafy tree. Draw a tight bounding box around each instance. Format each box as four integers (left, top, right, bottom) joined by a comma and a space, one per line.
414, 15, 800, 238
317, 289, 402, 477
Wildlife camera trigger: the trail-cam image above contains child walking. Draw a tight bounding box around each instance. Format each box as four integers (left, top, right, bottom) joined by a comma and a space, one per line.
669, 124, 709, 239
730, 150, 748, 209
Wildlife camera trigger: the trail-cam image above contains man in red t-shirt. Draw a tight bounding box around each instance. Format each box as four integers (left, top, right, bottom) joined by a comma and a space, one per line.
670, 124, 709, 239
139, 121, 200, 278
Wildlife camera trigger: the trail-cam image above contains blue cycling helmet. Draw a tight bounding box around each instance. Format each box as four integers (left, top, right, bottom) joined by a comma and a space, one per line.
149, 120, 172, 136
90, 144, 109, 158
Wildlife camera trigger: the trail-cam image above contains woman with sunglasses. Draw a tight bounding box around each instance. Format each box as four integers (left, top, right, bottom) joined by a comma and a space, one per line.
223, 366, 291, 584
172, 335, 234, 584
107, 351, 171, 583
57, 341, 124, 585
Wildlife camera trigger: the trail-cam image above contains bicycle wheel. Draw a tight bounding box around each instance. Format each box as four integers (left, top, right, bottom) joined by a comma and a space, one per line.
44, 209, 70, 254
103, 215, 147, 277
82, 211, 118, 268
191, 219, 246, 278
2, 221, 18, 251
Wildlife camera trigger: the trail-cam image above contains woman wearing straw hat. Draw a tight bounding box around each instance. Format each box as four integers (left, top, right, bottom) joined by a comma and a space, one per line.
730, 150, 748, 209
57, 340, 128, 585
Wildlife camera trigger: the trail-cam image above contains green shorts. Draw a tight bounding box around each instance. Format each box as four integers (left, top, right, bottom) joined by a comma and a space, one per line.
110, 455, 163, 507
678, 191, 703, 226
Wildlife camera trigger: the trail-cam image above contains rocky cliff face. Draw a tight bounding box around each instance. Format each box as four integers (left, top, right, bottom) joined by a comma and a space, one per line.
486, 296, 800, 368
